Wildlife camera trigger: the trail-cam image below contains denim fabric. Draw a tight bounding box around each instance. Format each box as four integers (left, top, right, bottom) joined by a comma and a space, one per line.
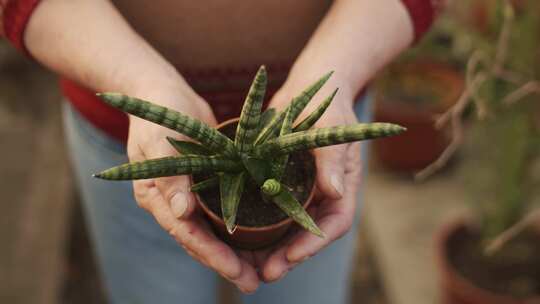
62, 94, 372, 304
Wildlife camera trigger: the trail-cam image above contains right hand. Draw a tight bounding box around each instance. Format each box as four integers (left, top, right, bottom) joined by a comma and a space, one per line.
126, 81, 260, 293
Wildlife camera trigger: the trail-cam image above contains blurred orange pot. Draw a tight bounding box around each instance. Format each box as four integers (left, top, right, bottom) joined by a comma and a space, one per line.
436, 220, 540, 304
373, 61, 463, 173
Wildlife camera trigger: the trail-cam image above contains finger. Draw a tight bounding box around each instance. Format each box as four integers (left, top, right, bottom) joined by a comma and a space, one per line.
313, 144, 346, 200
143, 136, 197, 219
132, 175, 259, 291
172, 217, 259, 292
156, 175, 196, 219
137, 181, 243, 280
286, 145, 362, 263
258, 205, 319, 282
260, 245, 289, 283
232, 258, 260, 294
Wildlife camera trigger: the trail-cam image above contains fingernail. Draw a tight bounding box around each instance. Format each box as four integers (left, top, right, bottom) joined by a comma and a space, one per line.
277, 270, 288, 281
171, 192, 187, 218
240, 287, 256, 295
290, 254, 310, 265
330, 174, 344, 197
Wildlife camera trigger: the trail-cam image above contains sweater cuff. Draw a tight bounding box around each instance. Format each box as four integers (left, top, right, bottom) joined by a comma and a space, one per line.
2, 0, 42, 54
400, 0, 440, 43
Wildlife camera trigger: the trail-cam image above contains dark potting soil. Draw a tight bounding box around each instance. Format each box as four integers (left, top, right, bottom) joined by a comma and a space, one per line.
448, 226, 540, 298
193, 121, 316, 227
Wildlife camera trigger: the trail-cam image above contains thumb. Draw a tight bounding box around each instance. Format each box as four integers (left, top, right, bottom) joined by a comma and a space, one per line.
313, 144, 346, 200
156, 175, 196, 219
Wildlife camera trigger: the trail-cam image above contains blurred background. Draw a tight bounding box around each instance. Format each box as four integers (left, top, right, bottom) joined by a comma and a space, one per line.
2, 0, 540, 303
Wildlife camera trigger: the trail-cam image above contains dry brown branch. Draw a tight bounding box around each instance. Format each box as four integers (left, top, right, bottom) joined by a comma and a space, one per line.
467, 51, 489, 119
493, 2, 513, 73
415, 118, 463, 181
484, 208, 540, 255
417, 1, 516, 181
435, 72, 487, 130
493, 67, 524, 84
415, 71, 487, 181
502, 81, 540, 105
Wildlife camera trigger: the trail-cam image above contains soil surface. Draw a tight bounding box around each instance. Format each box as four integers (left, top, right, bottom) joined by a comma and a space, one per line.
448, 226, 540, 298
194, 121, 316, 227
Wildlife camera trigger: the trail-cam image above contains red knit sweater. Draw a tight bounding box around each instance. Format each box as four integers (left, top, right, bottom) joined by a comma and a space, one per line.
1, 0, 441, 142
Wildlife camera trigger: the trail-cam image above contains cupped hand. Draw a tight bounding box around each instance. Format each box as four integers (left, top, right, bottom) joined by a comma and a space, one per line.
255, 76, 364, 282
126, 83, 260, 293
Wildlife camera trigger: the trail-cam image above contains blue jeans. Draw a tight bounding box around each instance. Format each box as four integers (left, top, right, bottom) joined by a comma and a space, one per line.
62, 96, 372, 304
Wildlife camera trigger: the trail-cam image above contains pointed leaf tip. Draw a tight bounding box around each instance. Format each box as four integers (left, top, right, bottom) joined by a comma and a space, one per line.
220, 172, 245, 235
96, 92, 125, 108
313, 228, 325, 238
226, 220, 238, 234
235, 66, 267, 152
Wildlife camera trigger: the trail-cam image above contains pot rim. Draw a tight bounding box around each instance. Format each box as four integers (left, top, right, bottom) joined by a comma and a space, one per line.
194, 117, 317, 233
376, 60, 464, 114
435, 217, 540, 303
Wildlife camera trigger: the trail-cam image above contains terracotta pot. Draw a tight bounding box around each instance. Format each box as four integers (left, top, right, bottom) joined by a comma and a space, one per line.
435, 219, 540, 304
194, 118, 317, 250
373, 61, 464, 172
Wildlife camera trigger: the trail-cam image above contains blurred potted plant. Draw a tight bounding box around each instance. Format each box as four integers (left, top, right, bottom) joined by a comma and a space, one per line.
372, 15, 467, 173
418, 1, 540, 302
373, 60, 463, 172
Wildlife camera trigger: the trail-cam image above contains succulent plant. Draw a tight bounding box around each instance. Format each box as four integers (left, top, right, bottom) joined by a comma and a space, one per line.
93, 66, 406, 237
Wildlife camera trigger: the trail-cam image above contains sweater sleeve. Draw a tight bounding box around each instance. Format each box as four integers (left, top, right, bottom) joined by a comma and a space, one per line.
400, 0, 445, 43
0, 0, 42, 54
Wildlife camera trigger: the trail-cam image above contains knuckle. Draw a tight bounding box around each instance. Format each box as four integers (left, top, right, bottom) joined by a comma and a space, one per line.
133, 184, 146, 200
335, 218, 353, 240
133, 191, 151, 211
136, 199, 151, 212
168, 226, 178, 237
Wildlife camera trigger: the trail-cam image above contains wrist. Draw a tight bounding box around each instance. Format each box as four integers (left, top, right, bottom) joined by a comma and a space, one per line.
124, 63, 186, 98
126, 74, 212, 125
284, 64, 359, 108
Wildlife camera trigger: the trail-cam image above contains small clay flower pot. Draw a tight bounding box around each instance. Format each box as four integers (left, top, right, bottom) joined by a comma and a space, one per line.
194, 118, 317, 250
374, 61, 464, 173
435, 219, 540, 304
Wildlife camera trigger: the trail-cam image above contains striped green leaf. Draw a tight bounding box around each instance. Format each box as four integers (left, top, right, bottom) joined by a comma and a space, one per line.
254, 123, 406, 158
190, 175, 219, 192
241, 154, 272, 186
261, 179, 323, 237
97, 93, 236, 157
166, 137, 212, 155
272, 106, 294, 180
254, 71, 333, 145
293, 88, 338, 132
235, 66, 267, 152
258, 108, 277, 132
220, 172, 246, 234
93, 156, 241, 180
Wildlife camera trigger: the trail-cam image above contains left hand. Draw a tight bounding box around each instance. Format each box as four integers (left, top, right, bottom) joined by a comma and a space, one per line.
253, 75, 364, 282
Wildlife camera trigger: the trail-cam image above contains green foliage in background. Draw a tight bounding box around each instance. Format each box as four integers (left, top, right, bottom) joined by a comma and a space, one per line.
445, 0, 540, 242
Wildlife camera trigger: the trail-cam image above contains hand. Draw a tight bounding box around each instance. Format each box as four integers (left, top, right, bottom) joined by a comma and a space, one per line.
255, 75, 364, 282
126, 81, 260, 293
